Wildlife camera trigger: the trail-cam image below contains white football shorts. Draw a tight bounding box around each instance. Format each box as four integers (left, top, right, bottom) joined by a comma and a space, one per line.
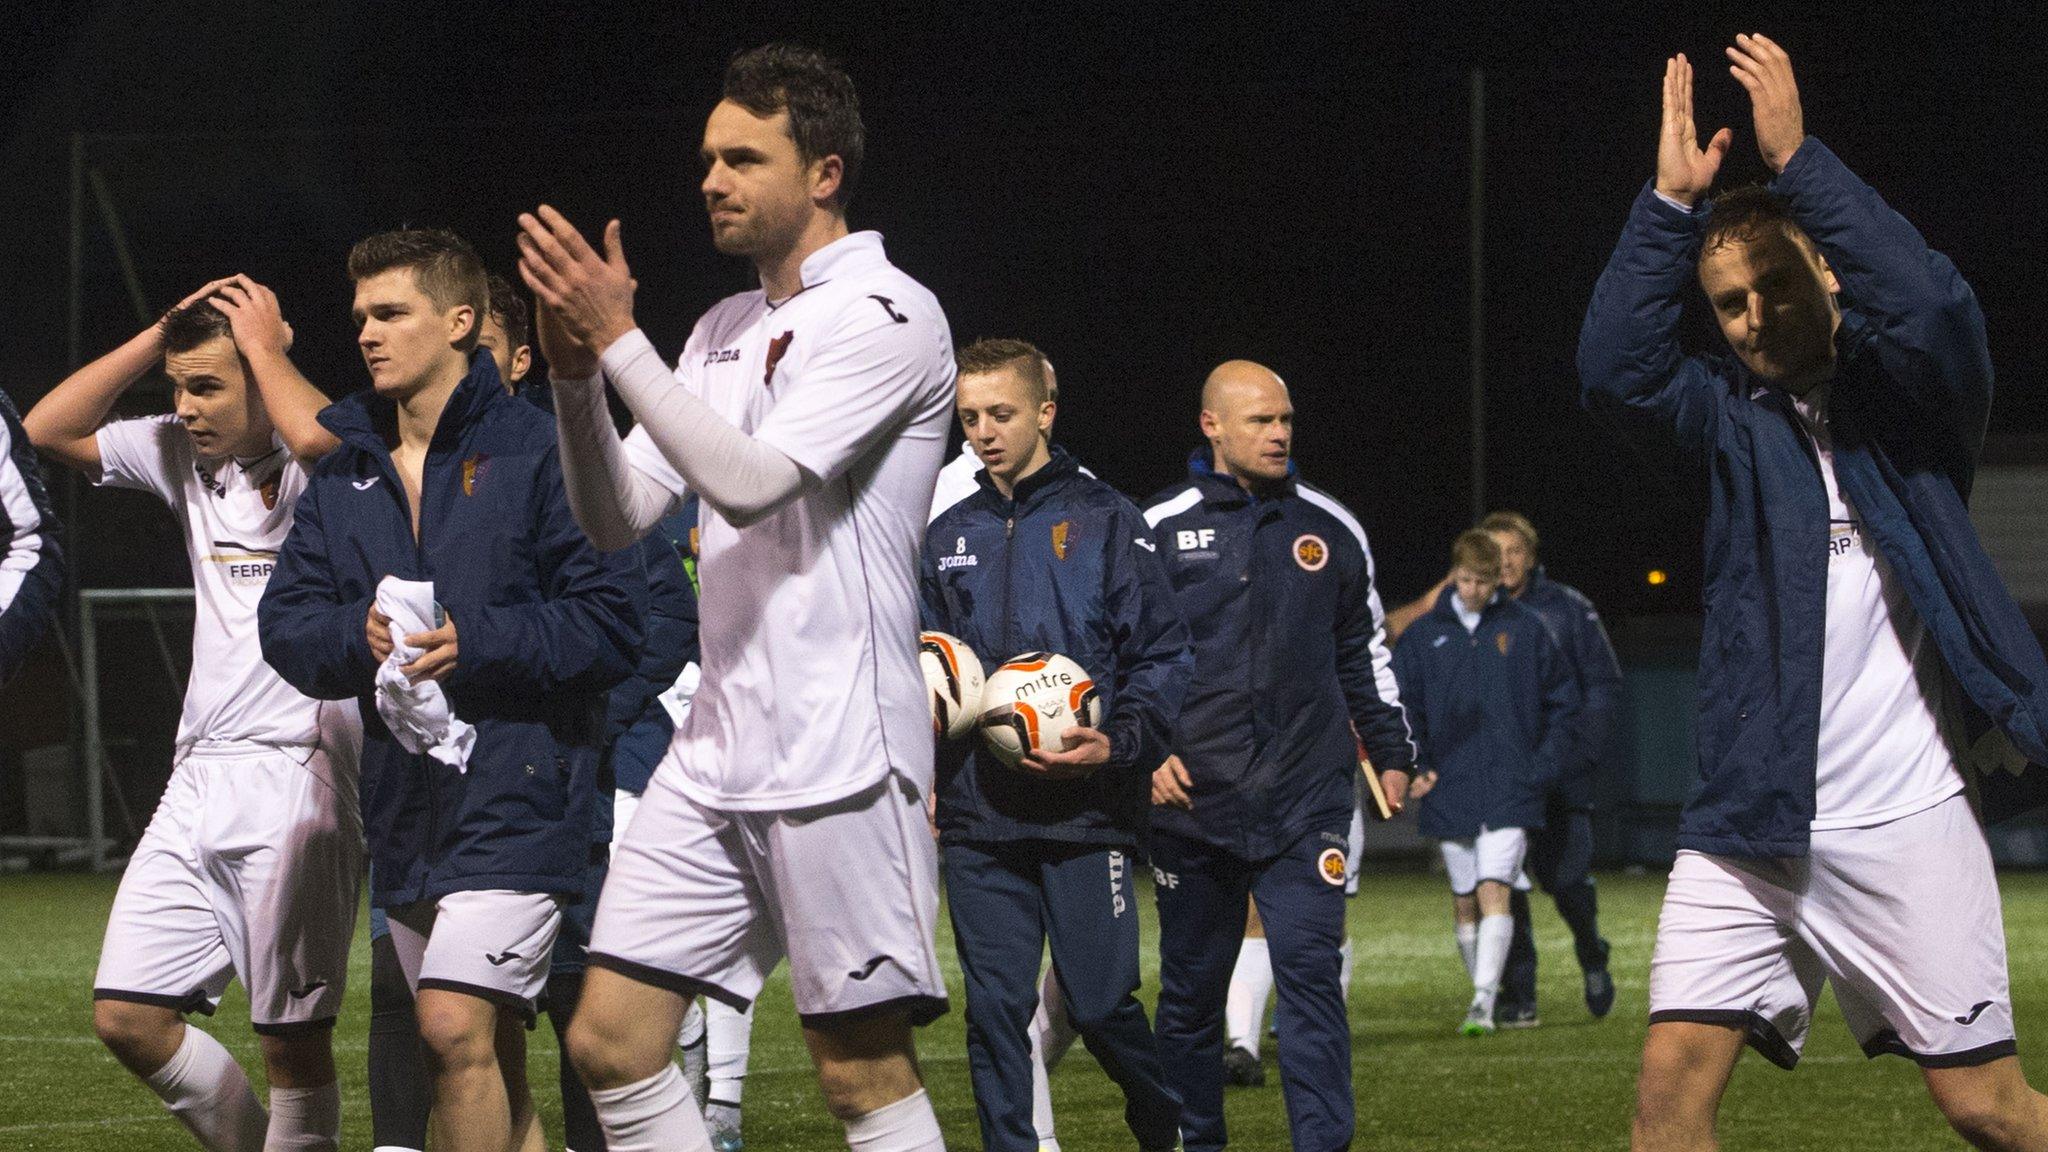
94, 744, 363, 1034
1439, 826, 1531, 896
1648, 790, 2013, 1069
386, 889, 564, 1022
590, 768, 948, 1026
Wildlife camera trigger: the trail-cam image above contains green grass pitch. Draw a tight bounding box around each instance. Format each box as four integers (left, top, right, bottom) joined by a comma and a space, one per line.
4, 867, 2044, 1149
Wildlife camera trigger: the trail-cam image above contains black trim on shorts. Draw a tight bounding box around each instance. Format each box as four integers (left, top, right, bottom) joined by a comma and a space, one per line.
1648, 1008, 1801, 1071
416, 978, 537, 1024
1860, 1028, 2018, 1069
798, 993, 951, 1031
93, 988, 218, 1017
251, 1015, 338, 1038
585, 952, 753, 1014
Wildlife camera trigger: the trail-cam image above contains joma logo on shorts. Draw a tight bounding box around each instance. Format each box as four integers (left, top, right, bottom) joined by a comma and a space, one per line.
1108, 851, 1127, 918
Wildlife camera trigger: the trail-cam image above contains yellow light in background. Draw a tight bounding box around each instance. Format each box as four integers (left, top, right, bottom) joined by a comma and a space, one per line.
1646, 569, 1669, 586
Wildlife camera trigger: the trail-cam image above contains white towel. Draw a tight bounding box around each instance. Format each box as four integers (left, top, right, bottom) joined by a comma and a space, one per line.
373, 576, 476, 773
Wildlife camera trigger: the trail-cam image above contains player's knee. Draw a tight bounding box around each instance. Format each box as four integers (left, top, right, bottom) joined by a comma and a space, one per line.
258, 1030, 336, 1088
414, 996, 497, 1075
92, 999, 181, 1069
1930, 1070, 2038, 1150
815, 1057, 918, 1121
565, 1009, 649, 1091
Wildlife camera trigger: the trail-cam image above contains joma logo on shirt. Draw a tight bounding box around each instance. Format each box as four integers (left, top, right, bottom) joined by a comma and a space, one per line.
704, 348, 742, 365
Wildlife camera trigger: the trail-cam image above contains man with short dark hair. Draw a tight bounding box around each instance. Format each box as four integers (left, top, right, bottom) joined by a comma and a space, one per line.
1476, 509, 1620, 1028
28, 276, 356, 1152
262, 228, 642, 1152
521, 43, 957, 1152
1581, 38, 2048, 1151
1143, 360, 1415, 1152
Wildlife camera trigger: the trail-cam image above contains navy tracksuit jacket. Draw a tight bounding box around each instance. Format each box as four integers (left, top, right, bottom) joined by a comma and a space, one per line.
921, 447, 1189, 1152
1393, 587, 1574, 842
261, 353, 643, 909
0, 388, 62, 684
1579, 136, 2048, 856
1140, 448, 1413, 1152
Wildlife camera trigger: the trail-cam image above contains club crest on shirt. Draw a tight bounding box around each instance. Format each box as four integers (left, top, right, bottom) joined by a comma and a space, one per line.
764, 330, 795, 388
259, 474, 280, 510
462, 453, 490, 496
1294, 533, 1328, 572
1317, 847, 1347, 886
1052, 520, 1074, 560
689, 526, 701, 556
1496, 631, 1512, 656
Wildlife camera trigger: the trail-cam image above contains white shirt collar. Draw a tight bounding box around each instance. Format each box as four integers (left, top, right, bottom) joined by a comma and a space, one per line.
794, 230, 888, 291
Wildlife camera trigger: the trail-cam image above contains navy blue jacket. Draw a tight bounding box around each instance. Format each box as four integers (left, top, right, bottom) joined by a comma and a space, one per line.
260, 353, 643, 906
1580, 137, 2048, 858
1142, 449, 1415, 859
1394, 588, 1575, 840
1517, 568, 1622, 810
609, 496, 701, 797
922, 448, 1192, 848
0, 388, 62, 683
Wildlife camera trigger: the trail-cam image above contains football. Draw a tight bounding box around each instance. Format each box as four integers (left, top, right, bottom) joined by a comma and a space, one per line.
978, 652, 1103, 767
919, 631, 986, 739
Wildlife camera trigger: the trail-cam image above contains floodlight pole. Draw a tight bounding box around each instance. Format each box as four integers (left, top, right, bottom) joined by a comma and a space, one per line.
1469, 67, 1486, 524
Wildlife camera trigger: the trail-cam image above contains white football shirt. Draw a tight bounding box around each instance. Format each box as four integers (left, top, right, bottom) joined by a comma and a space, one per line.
929, 442, 981, 522
96, 415, 330, 752
1791, 390, 1963, 829
618, 231, 955, 810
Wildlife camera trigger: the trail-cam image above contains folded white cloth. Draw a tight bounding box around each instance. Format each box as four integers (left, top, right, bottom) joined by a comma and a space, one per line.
373, 576, 475, 773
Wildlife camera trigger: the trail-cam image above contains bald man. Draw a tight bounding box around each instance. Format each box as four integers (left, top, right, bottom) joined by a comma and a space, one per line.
1140, 362, 1416, 1152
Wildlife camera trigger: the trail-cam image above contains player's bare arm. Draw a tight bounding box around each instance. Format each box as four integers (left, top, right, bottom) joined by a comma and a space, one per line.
1654, 53, 1731, 208
1727, 33, 1804, 173
207, 274, 341, 464
23, 277, 237, 471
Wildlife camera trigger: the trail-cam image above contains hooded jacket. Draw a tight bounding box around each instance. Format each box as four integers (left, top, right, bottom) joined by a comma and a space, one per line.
1394, 587, 1575, 839
260, 353, 642, 906
922, 447, 1191, 848
1579, 136, 2048, 858
1141, 448, 1415, 859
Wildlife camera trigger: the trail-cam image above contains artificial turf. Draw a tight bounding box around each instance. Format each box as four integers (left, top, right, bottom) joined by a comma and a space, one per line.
3, 867, 2040, 1149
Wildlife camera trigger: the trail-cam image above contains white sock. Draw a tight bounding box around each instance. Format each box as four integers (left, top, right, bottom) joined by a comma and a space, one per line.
590, 1064, 711, 1152
707, 999, 754, 1107
1474, 914, 1514, 1001
679, 997, 707, 1047
1033, 966, 1079, 1067
678, 999, 709, 1107
844, 1088, 944, 1152
1224, 937, 1273, 1057
1454, 922, 1479, 979
1029, 1008, 1057, 1146
1338, 937, 1356, 1003
143, 1025, 269, 1152
265, 1082, 340, 1151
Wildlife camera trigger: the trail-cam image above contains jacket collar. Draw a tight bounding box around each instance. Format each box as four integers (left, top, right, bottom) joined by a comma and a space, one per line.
973, 444, 1081, 514
1186, 444, 1298, 506
1433, 582, 1507, 622
320, 351, 508, 457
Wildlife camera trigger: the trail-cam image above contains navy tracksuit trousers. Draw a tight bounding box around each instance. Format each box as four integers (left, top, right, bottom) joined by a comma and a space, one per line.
1501, 795, 1609, 1010
1152, 826, 1352, 1152
945, 840, 1181, 1151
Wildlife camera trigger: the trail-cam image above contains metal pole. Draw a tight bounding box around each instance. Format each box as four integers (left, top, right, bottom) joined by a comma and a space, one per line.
80, 595, 104, 871
1468, 67, 1486, 523
87, 167, 153, 326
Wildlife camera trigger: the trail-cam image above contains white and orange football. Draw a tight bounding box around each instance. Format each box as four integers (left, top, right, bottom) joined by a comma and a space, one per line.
978, 652, 1102, 768
919, 631, 986, 740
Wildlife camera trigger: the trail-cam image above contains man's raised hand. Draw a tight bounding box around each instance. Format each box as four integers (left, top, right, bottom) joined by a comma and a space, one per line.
1655, 53, 1731, 208
516, 207, 638, 362
1727, 33, 1804, 173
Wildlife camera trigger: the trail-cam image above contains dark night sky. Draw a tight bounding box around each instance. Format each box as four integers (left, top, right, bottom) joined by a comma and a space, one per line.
4, 2, 2043, 617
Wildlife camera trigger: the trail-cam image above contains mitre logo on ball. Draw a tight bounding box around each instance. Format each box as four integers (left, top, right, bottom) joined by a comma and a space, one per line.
978, 652, 1102, 768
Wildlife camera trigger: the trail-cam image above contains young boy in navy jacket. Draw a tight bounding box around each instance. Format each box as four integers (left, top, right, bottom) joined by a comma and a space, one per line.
922, 338, 1190, 1152
261, 229, 641, 1152
1394, 530, 1573, 1036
